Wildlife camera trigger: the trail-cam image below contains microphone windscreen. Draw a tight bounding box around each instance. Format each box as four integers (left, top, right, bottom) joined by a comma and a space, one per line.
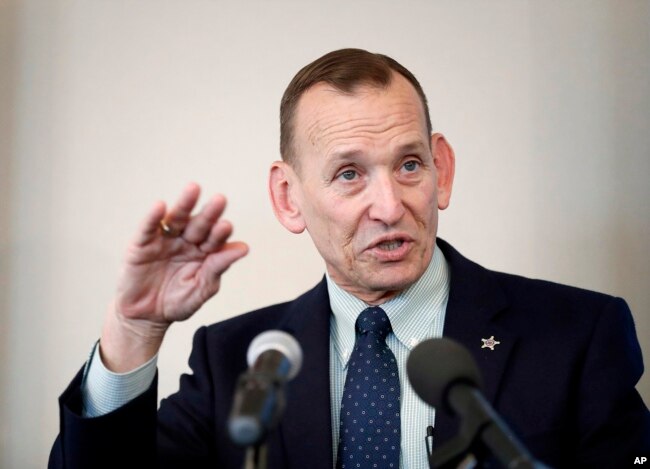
406, 338, 482, 410
246, 330, 303, 380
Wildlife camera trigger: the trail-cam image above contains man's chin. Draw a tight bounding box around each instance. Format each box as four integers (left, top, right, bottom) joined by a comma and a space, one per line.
364, 269, 421, 295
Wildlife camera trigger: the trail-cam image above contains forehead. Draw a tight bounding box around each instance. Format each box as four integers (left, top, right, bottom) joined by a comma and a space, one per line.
293, 74, 429, 155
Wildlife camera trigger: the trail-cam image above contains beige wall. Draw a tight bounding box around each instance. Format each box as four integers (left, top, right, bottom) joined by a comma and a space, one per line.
1, 1, 649, 467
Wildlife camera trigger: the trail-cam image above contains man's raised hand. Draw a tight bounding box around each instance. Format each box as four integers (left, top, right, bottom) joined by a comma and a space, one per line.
100, 183, 249, 372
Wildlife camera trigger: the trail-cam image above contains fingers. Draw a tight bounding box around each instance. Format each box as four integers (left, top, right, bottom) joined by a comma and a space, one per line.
134, 183, 234, 250
203, 241, 249, 279
195, 241, 249, 300
198, 218, 234, 253
161, 182, 201, 235
135, 201, 167, 246
182, 194, 227, 244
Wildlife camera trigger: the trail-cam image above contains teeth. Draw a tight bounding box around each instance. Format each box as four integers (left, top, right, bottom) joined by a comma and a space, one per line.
378, 240, 403, 251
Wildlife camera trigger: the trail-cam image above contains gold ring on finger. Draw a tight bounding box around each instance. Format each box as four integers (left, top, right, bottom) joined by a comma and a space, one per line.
159, 220, 182, 238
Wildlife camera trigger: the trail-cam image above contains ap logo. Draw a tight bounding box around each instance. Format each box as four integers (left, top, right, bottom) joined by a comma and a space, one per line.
634, 457, 647, 464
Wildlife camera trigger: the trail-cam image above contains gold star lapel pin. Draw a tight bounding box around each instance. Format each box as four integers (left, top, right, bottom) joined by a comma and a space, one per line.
481, 335, 500, 351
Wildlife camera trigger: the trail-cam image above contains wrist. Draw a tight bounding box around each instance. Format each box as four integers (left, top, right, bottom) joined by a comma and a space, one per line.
99, 301, 170, 372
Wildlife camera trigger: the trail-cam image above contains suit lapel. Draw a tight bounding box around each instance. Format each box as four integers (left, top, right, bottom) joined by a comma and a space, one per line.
435, 239, 518, 444
277, 279, 333, 469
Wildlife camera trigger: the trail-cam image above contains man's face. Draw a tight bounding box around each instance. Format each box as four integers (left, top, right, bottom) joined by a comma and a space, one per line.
273, 73, 454, 304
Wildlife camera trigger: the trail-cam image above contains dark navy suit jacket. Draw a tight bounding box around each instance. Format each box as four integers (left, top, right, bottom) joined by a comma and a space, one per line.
49, 239, 650, 468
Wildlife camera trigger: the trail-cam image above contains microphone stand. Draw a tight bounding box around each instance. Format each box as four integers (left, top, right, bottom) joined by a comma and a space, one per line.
232, 371, 286, 469
243, 443, 268, 469
427, 385, 550, 469
230, 330, 302, 469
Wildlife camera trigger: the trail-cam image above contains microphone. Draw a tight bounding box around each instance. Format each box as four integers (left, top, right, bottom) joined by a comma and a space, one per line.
407, 338, 548, 469
228, 330, 303, 447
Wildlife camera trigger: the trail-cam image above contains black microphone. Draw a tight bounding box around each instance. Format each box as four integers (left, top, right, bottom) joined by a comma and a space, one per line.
407, 338, 548, 469
228, 330, 303, 447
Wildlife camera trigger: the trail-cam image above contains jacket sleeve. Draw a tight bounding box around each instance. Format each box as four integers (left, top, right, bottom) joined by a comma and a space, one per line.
155, 325, 237, 467
48, 366, 158, 469
48, 325, 245, 469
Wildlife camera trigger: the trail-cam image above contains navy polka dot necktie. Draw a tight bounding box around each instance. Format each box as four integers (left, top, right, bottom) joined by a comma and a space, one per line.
337, 306, 401, 469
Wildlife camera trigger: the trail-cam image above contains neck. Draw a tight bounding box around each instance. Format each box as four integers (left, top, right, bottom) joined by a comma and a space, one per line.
357, 289, 401, 306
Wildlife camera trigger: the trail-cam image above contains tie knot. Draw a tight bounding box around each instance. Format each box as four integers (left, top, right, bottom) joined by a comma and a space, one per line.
356, 306, 392, 339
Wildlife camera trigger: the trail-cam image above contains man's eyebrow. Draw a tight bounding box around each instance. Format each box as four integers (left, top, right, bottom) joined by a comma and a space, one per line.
327, 146, 363, 161
394, 141, 429, 154
328, 140, 429, 161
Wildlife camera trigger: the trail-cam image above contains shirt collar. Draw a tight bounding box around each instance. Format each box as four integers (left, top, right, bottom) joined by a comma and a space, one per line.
327, 243, 450, 368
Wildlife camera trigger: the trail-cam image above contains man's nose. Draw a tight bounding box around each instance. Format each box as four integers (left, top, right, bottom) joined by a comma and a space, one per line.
367, 175, 406, 225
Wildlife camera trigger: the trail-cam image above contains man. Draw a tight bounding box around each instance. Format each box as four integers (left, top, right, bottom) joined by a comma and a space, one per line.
49, 49, 649, 469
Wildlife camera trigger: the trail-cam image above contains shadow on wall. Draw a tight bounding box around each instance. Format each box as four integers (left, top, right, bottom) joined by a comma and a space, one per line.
0, 0, 17, 465
528, 1, 650, 402
605, 0, 650, 402
605, 2, 650, 310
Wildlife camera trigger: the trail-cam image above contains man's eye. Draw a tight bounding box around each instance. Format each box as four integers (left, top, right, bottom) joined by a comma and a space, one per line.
339, 170, 357, 180
403, 160, 419, 172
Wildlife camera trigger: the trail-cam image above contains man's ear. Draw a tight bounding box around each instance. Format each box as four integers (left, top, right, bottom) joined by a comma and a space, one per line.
268, 161, 307, 234
430, 133, 455, 210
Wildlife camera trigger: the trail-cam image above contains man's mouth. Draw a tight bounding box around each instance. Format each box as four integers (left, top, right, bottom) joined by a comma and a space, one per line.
366, 235, 414, 261
377, 239, 405, 251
